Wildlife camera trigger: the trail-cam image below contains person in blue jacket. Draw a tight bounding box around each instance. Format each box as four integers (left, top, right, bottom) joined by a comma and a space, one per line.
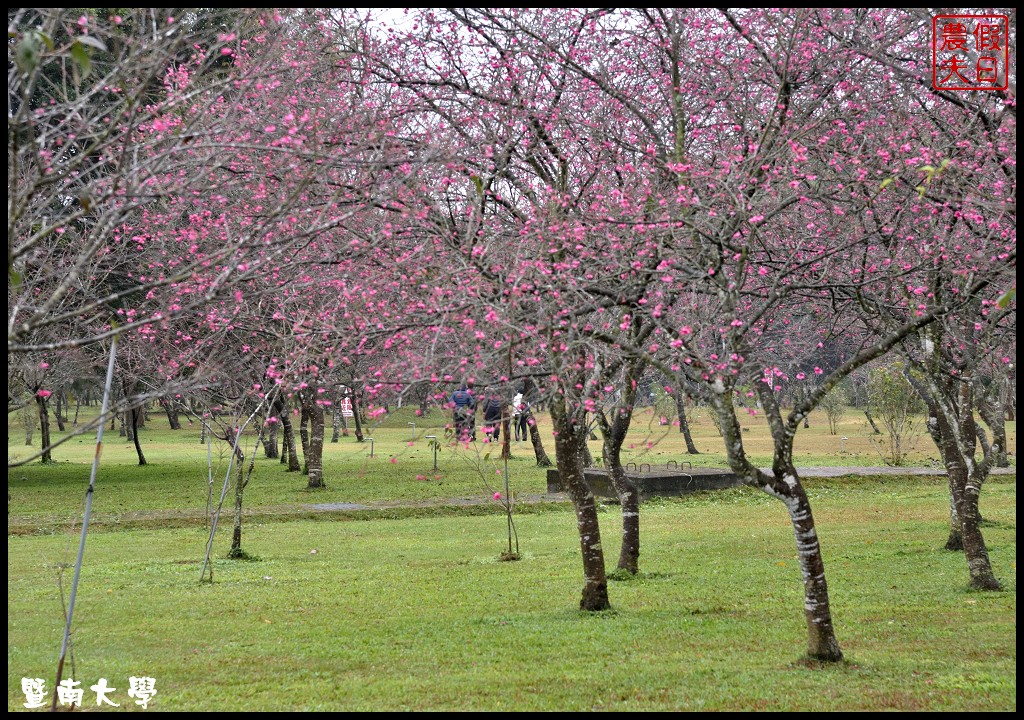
481, 388, 504, 442
450, 383, 476, 441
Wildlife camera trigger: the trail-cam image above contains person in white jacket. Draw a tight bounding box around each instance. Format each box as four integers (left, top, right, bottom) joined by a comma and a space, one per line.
511, 390, 527, 442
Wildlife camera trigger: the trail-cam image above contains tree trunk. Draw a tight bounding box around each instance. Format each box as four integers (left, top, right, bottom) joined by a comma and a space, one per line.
36, 396, 52, 463
674, 389, 700, 454
351, 391, 365, 442
358, 390, 368, 425
925, 408, 964, 550
299, 398, 311, 475
224, 424, 253, 558
602, 357, 645, 575
281, 407, 301, 472
944, 486, 964, 551
933, 405, 999, 588
581, 442, 595, 468
604, 436, 640, 575
549, 392, 610, 611
72, 395, 81, 428
331, 398, 341, 443
782, 481, 843, 661
229, 459, 246, 557
280, 415, 288, 464
863, 409, 882, 434
526, 409, 552, 467
23, 410, 34, 445
306, 396, 326, 489
920, 381, 999, 589
131, 406, 147, 466
977, 398, 1009, 468
956, 471, 1000, 589
262, 414, 279, 459
162, 397, 182, 430
54, 393, 66, 432
718, 387, 843, 662
229, 456, 246, 557
500, 413, 512, 460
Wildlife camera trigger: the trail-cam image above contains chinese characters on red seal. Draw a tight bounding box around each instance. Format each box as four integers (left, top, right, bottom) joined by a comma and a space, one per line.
932, 14, 1009, 91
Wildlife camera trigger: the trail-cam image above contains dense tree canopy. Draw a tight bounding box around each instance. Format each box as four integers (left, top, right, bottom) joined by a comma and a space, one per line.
8, 7, 1015, 660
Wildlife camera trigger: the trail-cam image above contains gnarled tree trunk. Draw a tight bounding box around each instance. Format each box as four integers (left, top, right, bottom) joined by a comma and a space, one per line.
54, 393, 66, 432
596, 357, 644, 575
731, 384, 843, 662
131, 406, 147, 466
331, 398, 341, 443
863, 409, 882, 435
500, 413, 512, 460
526, 409, 552, 467
262, 411, 279, 459
925, 406, 963, 550
602, 427, 640, 575
299, 398, 311, 475
912, 360, 999, 589
162, 396, 182, 430
351, 390, 365, 442
275, 396, 301, 472
305, 394, 326, 488
36, 395, 52, 463
977, 397, 1008, 468
673, 388, 700, 454
550, 392, 610, 611
936, 397, 999, 589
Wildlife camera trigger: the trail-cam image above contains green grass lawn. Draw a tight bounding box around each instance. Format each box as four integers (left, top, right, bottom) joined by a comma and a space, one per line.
10, 403, 1018, 474
7, 404, 1016, 523
7, 405, 1017, 711
8, 479, 1016, 711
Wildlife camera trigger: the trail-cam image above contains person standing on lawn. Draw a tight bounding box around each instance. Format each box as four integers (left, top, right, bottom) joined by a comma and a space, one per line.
482, 388, 504, 442
450, 383, 476, 441
511, 388, 528, 442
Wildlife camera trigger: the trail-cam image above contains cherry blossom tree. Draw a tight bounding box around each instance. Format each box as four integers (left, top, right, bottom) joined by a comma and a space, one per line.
9, 9, 416, 468
812, 8, 1016, 589
10, 6, 1015, 662
441, 6, 1014, 657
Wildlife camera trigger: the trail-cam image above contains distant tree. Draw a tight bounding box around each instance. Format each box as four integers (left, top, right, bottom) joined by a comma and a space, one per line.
867, 363, 925, 467
819, 384, 849, 437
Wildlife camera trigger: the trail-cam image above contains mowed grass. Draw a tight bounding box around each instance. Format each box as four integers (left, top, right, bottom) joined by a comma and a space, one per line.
7, 404, 1016, 524
14, 402, 1018, 473
13, 402, 1019, 474
7, 404, 1017, 710
7, 478, 1016, 711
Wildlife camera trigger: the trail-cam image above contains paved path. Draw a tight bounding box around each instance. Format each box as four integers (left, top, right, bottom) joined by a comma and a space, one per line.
759, 465, 1017, 478
307, 465, 1015, 511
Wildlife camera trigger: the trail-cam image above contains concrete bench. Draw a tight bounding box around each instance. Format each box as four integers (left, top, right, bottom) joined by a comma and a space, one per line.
545, 464, 743, 500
